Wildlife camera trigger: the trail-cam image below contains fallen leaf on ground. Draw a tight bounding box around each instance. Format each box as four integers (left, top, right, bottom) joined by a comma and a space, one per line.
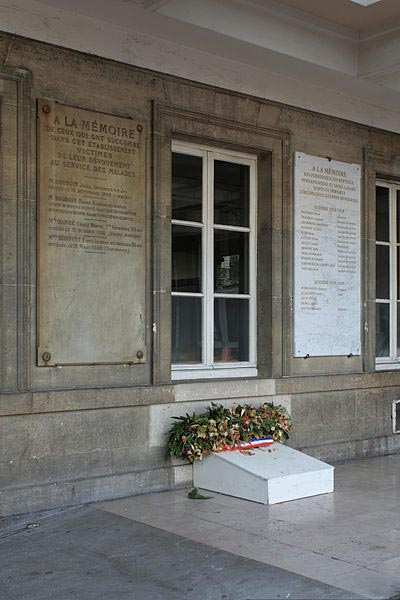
187, 488, 213, 500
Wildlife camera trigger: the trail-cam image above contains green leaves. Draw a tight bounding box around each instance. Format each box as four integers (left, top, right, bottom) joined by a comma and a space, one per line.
166, 402, 292, 463
187, 488, 213, 500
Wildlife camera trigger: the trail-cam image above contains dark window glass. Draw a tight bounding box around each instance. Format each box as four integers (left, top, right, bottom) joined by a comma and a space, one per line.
214, 299, 249, 362
376, 303, 390, 357
395, 400, 400, 431
397, 302, 400, 356
172, 153, 202, 222
376, 186, 389, 242
172, 225, 202, 293
398, 247, 400, 301
214, 161, 249, 227
376, 245, 390, 299
214, 230, 249, 294
172, 297, 202, 364
397, 190, 400, 243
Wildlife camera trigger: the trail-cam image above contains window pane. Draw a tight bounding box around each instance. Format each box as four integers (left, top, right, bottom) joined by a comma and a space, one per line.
214, 230, 249, 294
172, 225, 201, 292
376, 245, 390, 299
398, 302, 400, 356
172, 296, 202, 363
172, 153, 202, 222
398, 246, 400, 300
214, 298, 249, 362
214, 161, 249, 227
376, 186, 389, 242
397, 190, 400, 243
376, 303, 390, 357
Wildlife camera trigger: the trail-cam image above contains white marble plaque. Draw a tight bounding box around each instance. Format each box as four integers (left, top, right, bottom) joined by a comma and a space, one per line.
37, 101, 146, 365
294, 152, 361, 357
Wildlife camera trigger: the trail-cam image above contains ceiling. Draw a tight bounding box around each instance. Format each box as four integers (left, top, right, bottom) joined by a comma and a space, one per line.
273, 0, 400, 36
30, 0, 400, 77
3, 0, 400, 131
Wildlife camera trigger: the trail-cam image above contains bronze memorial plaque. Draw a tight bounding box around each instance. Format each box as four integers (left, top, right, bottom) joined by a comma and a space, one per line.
37, 101, 146, 366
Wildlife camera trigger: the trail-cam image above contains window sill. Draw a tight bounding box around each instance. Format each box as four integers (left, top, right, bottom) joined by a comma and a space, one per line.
376, 361, 400, 371
171, 366, 258, 381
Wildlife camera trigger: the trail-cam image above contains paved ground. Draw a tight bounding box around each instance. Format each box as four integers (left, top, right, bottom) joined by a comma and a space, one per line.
0, 505, 363, 600
1, 454, 400, 599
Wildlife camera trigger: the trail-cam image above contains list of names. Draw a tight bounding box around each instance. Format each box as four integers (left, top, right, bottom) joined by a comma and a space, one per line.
294, 152, 361, 356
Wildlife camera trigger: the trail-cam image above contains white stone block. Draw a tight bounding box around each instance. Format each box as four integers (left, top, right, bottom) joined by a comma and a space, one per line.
193, 443, 334, 504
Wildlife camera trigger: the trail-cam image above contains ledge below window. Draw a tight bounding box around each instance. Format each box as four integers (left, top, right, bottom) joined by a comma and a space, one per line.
376, 360, 400, 371
171, 365, 258, 381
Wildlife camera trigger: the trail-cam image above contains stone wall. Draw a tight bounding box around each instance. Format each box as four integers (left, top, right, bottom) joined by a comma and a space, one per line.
1, 33, 400, 517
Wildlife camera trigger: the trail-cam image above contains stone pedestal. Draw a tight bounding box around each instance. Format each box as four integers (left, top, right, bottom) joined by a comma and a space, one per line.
193, 443, 334, 504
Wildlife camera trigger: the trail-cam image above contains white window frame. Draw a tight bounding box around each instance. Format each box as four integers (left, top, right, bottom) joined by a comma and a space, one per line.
171, 141, 257, 380
376, 180, 400, 370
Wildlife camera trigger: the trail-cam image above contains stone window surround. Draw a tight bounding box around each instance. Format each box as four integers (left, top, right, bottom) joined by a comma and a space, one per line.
153, 103, 289, 384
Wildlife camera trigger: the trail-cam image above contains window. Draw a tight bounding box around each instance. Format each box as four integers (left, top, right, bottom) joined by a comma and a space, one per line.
171, 142, 257, 379
375, 182, 400, 367
392, 400, 400, 433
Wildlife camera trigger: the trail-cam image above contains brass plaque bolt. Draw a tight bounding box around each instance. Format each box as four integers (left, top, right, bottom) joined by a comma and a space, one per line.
42, 105, 51, 114
136, 350, 144, 360
42, 351, 51, 362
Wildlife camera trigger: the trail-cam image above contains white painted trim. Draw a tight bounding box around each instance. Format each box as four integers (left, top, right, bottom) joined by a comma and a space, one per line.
171, 140, 257, 376
376, 180, 400, 364
214, 293, 251, 299
172, 219, 203, 228
174, 144, 257, 162
249, 152, 257, 366
390, 184, 397, 357
172, 292, 203, 297
205, 150, 214, 366
214, 224, 250, 233
376, 360, 400, 369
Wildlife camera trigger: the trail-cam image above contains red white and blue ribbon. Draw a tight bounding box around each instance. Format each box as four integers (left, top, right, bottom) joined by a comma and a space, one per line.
215, 437, 274, 452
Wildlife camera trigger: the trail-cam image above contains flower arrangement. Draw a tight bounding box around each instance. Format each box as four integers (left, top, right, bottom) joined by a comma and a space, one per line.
167, 402, 292, 463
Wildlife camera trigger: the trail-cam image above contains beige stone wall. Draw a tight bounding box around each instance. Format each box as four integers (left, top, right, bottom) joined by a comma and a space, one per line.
1, 33, 400, 517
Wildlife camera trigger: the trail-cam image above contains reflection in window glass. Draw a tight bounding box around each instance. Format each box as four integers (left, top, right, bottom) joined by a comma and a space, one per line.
214, 230, 249, 294
398, 247, 400, 301
376, 303, 390, 357
398, 303, 400, 356
172, 153, 203, 223
397, 190, 400, 243
376, 186, 389, 242
172, 297, 202, 364
172, 225, 202, 293
376, 245, 390, 299
214, 161, 249, 227
214, 299, 249, 362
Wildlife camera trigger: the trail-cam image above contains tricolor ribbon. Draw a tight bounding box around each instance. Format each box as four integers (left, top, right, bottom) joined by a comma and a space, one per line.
214, 437, 274, 452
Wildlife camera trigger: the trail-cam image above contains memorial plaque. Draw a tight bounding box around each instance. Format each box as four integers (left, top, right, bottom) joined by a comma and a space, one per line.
294, 152, 361, 357
37, 101, 146, 365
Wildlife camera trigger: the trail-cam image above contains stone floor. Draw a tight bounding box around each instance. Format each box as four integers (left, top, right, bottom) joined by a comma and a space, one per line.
0, 505, 362, 600
99, 454, 400, 600
1, 453, 400, 599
